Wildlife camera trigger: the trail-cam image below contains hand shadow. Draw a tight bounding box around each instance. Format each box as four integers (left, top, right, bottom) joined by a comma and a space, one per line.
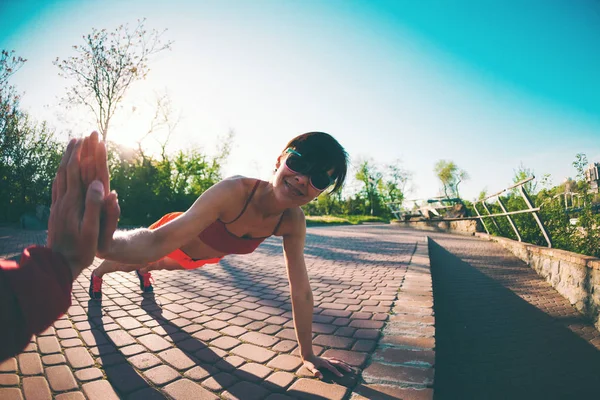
87, 299, 164, 399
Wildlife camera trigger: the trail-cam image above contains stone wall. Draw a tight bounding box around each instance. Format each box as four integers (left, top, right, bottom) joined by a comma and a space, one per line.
392, 219, 480, 234
476, 233, 600, 331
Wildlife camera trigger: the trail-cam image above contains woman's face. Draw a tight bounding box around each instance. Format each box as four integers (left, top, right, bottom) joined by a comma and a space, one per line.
272, 153, 334, 206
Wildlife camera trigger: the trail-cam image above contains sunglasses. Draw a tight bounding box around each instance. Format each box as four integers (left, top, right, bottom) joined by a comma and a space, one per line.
284, 148, 334, 191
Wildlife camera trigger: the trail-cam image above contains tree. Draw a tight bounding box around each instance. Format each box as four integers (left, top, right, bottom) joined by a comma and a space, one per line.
54, 19, 172, 141
434, 160, 469, 199
355, 159, 383, 216
1, 50, 62, 223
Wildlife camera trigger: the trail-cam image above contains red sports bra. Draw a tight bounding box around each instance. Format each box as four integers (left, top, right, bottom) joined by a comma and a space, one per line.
197, 180, 284, 255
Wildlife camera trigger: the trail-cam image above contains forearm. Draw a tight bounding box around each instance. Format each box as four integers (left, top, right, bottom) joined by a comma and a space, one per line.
0, 247, 72, 360
291, 291, 315, 360
103, 228, 160, 264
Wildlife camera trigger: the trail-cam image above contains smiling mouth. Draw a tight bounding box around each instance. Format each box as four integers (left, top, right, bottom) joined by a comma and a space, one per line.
285, 179, 304, 196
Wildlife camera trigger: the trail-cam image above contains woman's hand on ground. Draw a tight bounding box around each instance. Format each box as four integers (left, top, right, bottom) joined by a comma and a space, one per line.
302, 354, 352, 379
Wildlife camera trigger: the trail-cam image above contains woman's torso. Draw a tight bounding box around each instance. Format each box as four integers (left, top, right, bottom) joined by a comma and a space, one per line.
179, 177, 288, 261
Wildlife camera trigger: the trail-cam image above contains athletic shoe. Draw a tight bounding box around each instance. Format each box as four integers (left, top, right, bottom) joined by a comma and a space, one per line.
136, 270, 154, 293
89, 273, 103, 299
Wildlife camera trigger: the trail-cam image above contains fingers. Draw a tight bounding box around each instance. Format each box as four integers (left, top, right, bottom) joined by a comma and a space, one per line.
98, 191, 120, 253
95, 140, 110, 194
56, 139, 77, 199
328, 358, 352, 372
86, 132, 99, 186
80, 180, 105, 261
306, 364, 323, 379
323, 362, 343, 377
66, 139, 84, 196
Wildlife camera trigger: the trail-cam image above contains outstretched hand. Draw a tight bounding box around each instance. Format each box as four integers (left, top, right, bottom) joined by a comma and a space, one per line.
48, 138, 105, 278
48, 132, 120, 278
79, 131, 120, 256
302, 354, 352, 380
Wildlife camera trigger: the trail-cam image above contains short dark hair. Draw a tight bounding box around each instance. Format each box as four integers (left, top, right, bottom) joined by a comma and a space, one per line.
283, 132, 348, 193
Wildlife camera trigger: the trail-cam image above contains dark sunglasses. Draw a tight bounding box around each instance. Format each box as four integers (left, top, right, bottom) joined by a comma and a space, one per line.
284, 148, 334, 191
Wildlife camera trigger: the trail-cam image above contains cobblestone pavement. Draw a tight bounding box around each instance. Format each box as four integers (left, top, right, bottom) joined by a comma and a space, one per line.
428, 232, 600, 400
0, 225, 433, 400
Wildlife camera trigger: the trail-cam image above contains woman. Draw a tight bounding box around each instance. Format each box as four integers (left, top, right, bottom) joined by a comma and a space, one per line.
90, 131, 351, 378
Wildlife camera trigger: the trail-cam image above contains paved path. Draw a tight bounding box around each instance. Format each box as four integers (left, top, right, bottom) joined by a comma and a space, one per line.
427, 231, 600, 400
0, 225, 431, 400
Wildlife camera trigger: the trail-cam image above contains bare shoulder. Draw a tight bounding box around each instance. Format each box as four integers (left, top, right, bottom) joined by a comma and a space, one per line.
278, 207, 306, 237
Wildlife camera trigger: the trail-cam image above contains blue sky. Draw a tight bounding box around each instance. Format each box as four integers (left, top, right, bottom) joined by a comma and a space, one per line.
1, 0, 599, 202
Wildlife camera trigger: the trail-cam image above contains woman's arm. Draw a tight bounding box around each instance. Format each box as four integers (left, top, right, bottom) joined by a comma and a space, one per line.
101, 179, 242, 264
282, 209, 352, 379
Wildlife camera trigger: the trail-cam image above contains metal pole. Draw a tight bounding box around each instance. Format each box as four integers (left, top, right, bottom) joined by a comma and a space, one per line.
482, 201, 503, 234
519, 186, 552, 248
497, 197, 522, 242
473, 203, 490, 234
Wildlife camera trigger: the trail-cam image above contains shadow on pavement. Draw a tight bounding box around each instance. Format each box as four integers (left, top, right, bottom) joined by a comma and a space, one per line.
429, 239, 600, 400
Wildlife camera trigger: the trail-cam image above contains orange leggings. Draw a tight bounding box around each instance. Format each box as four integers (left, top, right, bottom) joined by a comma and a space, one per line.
149, 212, 222, 270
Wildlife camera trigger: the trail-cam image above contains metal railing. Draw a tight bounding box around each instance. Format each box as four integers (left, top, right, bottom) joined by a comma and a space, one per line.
388, 177, 553, 248
472, 176, 552, 247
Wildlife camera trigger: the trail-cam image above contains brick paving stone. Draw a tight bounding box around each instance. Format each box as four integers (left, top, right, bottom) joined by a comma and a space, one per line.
201, 372, 238, 391
127, 387, 168, 400
61, 338, 84, 348
240, 310, 270, 321
128, 353, 162, 370
231, 343, 276, 363
0, 358, 17, 372
74, 367, 104, 382
0, 374, 19, 386
240, 331, 280, 347
57, 328, 79, 339
0, 388, 23, 400
184, 365, 218, 381
104, 363, 149, 394
211, 336, 241, 350
266, 355, 302, 371
82, 379, 119, 400
55, 392, 86, 400
313, 335, 354, 349
363, 362, 434, 386
17, 353, 43, 375
272, 340, 297, 353
177, 338, 206, 352
373, 347, 435, 366
214, 356, 243, 372
120, 344, 146, 356
264, 371, 295, 391
259, 325, 282, 335
54, 320, 72, 329
275, 328, 297, 341
204, 320, 228, 330
79, 330, 108, 347
64, 347, 95, 369
158, 348, 196, 370
22, 376, 51, 400
115, 317, 142, 330
164, 378, 219, 400
353, 329, 380, 340
349, 320, 385, 329
352, 340, 377, 352
265, 394, 295, 400
351, 384, 433, 400
193, 329, 221, 342
380, 335, 435, 350
138, 334, 172, 352
322, 349, 368, 367
287, 378, 348, 400
221, 326, 248, 337
194, 347, 228, 363
144, 365, 180, 386
222, 381, 271, 400
39, 326, 55, 336
37, 336, 61, 354
46, 365, 78, 391
234, 363, 272, 381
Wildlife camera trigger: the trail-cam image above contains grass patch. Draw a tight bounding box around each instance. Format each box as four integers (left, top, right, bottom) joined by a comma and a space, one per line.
305, 215, 389, 226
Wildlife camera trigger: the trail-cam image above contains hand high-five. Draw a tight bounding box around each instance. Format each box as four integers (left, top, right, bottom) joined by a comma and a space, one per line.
47, 132, 120, 278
